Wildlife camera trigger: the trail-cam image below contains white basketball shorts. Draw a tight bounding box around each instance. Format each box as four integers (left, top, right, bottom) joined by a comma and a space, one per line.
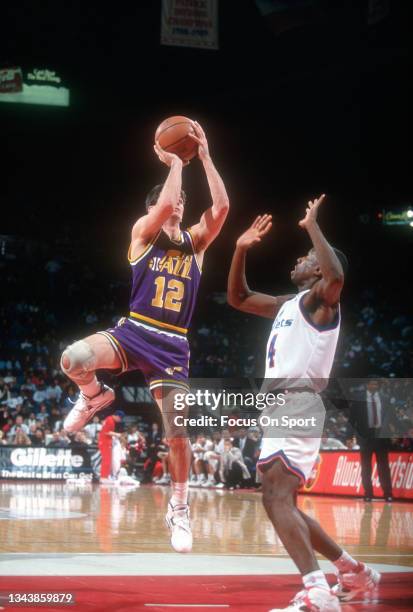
257, 390, 325, 484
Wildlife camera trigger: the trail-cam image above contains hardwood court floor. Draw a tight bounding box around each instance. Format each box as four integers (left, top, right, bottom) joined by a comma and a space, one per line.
1, 482, 413, 611
0, 482, 412, 565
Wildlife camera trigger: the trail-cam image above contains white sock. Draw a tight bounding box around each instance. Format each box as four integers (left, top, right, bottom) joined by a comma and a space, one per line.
196, 474, 203, 481
333, 550, 360, 573
208, 474, 214, 482
79, 377, 101, 398
303, 570, 329, 591
171, 482, 189, 507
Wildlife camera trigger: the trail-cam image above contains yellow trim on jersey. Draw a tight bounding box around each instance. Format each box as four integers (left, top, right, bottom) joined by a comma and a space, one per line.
170, 231, 184, 245
108, 333, 129, 367
128, 231, 161, 265
97, 331, 128, 373
150, 379, 189, 385
149, 379, 190, 390
129, 311, 188, 335
186, 228, 202, 274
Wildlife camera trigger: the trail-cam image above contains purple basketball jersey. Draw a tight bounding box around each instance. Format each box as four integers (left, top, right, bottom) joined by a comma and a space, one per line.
128, 229, 201, 336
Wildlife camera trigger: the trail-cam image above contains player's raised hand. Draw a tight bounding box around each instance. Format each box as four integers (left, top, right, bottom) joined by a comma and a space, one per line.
154, 141, 183, 167
298, 194, 326, 229
188, 121, 210, 161
236, 214, 272, 250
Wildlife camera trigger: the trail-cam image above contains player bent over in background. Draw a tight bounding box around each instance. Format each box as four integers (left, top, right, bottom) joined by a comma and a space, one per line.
61, 121, 229, 552
228, 196, 379, 611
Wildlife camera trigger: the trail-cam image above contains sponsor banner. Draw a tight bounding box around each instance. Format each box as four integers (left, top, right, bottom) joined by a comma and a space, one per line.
302, 451, 413, 500
0, 446, 100, 481
161, 0, 219, 50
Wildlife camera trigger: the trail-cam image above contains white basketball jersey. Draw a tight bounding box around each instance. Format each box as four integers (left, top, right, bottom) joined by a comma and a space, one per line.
264, 290, 340, 391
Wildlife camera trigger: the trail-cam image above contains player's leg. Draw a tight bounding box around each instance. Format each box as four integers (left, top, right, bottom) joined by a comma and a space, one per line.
153, 388, 192, 485
262, 460, 321, 575
298, 509, 343, 561
61, 333, 121, 390
61, 333, 121, 432
153, 386, 193, 553
297, 487, 380, 602
262, 460, 340, 611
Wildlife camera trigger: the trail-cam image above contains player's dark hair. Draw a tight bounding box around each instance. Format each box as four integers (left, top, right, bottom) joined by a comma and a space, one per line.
145, 184, 163, 210
145, 183, 186, 211
332, 248, 348, 276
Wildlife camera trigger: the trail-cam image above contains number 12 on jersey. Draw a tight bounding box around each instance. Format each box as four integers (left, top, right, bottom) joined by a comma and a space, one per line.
267, 333, 278, 368
151, 276, 184, 312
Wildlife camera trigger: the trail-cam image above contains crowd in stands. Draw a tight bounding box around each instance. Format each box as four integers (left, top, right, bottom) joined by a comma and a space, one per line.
190, 290, 413, 379
146, 428, 260, 490
1, 246, 412, 487
1, 366, 412, 488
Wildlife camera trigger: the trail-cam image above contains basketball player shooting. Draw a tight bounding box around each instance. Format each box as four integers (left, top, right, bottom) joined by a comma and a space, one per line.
61, 120, 229, 553
228, 196, 379, 611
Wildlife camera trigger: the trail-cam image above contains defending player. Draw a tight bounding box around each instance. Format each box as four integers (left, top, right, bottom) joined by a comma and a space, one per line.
228, 196, 379, 611
61, 121, 229, 552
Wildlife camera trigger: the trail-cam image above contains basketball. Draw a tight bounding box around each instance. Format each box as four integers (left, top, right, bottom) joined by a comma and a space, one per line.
155, 115, 198, 162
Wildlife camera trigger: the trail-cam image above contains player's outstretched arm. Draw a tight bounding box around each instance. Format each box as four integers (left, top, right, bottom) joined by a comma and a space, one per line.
227, 215, 294, 319
299, 194, 344, 308
131, 143, 183, 243
187, 121, 229, 252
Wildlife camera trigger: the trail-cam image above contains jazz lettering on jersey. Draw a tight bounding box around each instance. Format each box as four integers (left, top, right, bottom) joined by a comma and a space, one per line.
148, 250, 192, 280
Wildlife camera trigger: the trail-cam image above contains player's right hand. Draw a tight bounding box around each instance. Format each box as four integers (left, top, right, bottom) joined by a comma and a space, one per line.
154, 141, 183, 167
236, 214, 272, 250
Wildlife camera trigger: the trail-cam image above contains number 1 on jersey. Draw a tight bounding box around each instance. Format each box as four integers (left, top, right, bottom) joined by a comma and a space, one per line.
268, 333, 277, 368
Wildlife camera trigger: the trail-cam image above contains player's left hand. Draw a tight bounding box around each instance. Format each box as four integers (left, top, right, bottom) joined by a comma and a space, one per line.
298, 194, 326, 229
188, 121, 210, 161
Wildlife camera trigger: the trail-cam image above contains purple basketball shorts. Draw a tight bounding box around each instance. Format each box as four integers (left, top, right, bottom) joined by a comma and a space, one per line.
98, 317, 190, 394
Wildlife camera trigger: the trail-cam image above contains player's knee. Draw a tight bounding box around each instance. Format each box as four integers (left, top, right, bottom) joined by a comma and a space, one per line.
262, 477, 292, 509
61, 340, 96, 378
262, 486, 284, 509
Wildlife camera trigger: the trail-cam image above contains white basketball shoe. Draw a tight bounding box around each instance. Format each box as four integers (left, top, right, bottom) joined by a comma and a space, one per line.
165, 501, 193, 553
332, 562, 380, 601
63, 383, 115, 433
269, 587, 340, 611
